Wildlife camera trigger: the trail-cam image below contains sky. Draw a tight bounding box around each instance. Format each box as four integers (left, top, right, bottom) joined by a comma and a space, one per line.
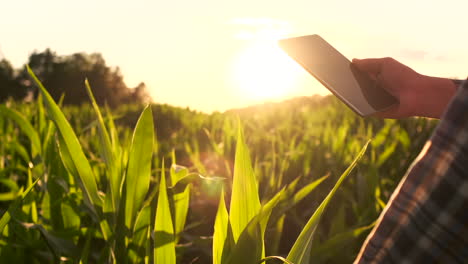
2, 0, 468, 112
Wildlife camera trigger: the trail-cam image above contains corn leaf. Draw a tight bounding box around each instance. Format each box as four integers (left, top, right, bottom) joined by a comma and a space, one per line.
310, 222, 375, 261
125, 105, 154, 230
154, 161, 176, 264
129, 205, 151, 263
0, 179, 19, 201
0, 105, 41, 157
23, 223, 79, 258
226, 187, 283, 264
226, 216, 263, 264
287, 140, 370, 264
213, 188, 234, 264
268, 175, 328, 222
79, 227, 94, 264
85, 79, 121, 211
169, 158, 191, 243
172, 185, 190, 242
56, 132, 97, 218
0, 177, 39, 235
259, 256, 294, 264
27, 66, 102, 208
229, 121, 261, 242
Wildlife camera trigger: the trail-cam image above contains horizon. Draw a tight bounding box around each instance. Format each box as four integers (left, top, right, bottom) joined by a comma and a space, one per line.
2, 0, 468, 112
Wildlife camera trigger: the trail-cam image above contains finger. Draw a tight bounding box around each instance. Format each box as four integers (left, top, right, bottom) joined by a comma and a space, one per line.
371, 104, 401, 119
352, 58, 385, 77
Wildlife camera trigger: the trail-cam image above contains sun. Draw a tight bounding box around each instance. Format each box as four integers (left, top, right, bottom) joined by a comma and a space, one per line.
232, 39, 302, 101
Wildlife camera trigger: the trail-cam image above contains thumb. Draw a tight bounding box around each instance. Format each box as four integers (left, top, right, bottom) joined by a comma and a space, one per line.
352, 58, 385, 77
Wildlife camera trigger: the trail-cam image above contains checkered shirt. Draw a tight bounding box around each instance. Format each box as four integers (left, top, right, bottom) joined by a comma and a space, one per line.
354, 79, 468, 263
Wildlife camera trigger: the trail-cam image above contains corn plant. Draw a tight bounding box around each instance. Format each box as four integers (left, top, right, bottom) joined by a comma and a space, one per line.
212, 119, 370, 263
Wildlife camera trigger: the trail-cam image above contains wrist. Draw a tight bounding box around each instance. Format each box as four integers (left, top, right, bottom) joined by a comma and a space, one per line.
451, 79, 464, 88
416, 75, 457, 118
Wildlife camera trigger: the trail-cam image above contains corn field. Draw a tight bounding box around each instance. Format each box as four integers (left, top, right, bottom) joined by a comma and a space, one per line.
0, 68, 438, 263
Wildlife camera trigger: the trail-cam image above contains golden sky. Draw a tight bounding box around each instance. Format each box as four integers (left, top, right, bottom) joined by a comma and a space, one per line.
2, 0, 468, 112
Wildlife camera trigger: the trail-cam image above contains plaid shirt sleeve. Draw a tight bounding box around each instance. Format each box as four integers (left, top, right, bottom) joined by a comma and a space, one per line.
354, 80, 468, 263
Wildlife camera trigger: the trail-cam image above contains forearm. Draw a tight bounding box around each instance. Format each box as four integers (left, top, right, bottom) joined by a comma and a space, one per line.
414, 75, 458, 118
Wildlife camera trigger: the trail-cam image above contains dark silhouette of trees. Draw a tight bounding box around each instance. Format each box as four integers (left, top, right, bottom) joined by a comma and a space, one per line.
2, 48, 150, 106
0, 59, 28, 102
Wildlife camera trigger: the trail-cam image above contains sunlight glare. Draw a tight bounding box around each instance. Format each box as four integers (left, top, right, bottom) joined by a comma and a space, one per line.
232, 39, 303, 101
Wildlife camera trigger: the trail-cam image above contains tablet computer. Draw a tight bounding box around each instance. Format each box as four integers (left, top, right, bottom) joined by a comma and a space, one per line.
278, 35, 398, 116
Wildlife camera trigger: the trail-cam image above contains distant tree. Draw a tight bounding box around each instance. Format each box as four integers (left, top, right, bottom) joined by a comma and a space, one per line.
21, 49, 150, 106
0, 59, 28, 102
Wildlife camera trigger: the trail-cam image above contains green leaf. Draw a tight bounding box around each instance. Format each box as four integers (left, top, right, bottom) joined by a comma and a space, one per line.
376, 141, 397, 167
21, 223, 79, 258
226, 216, 263, 264
129, 205, 151, 263
398, 129, 411, 150
56, 132, 96, 217
269, 175, 329, 222
79, 227, 94, 264
154, 161, 176, 264
310, 222, 375, 261
0, 105, 41, 157
287, 140, 370, 264
292, 175, 329, 206
170, 164, 190, 187
172, 185, 190, 242
269, 214, 285, 255
0, 178, 19, 201
85, 79, 121, 211
169, 157, 191, 243
213, 188, 234, 264
27, 66, 102, 209
105, 104, 121, 152
125, 105, 154, 230
7, 141, 30, 163
0, 177, 40, 235
258, 256, 294, 264
226, 187, 283, 264
229, 121, 261, 242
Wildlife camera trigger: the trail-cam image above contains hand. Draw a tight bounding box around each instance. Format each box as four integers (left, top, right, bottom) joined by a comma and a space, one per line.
352, 57, 457, 119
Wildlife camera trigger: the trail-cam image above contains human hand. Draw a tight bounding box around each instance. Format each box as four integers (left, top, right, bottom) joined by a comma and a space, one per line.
352, 57, 457, 119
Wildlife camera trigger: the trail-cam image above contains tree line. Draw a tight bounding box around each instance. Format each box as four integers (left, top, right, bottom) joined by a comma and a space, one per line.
0, 49, 150, 106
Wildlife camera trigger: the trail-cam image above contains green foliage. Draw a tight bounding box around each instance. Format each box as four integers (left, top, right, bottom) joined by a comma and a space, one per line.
0, 70, 437, 263
287, 141, 369, 264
